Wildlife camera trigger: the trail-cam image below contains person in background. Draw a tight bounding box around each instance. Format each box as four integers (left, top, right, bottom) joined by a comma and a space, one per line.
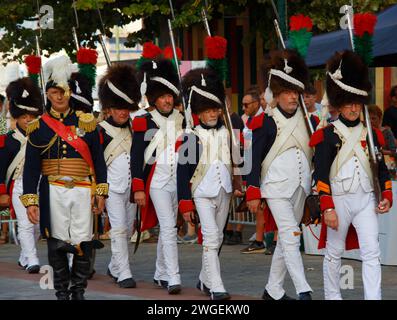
382, 85, 397, 141
368, 104, 397, 156
303, 84, 322, 120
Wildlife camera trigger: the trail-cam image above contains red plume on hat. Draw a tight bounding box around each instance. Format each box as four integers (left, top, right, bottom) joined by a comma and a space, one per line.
136, 41, 162, 70
76, 47, 98, 88
204, 35, 228, 82
142, 41, 162, 59
162, 46, 182, 60
353, 13, 377, 65
288, 14, 313, 58
24, 55, 41, 87
205, 36, 227, 60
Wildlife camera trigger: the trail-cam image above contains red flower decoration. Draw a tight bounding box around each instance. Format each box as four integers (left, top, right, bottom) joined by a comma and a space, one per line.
77, 47, 98, 65
24, 55, 41, 74
361, 140, 367, 149
163, 46, 183, 60
354, 13, 377, 37
142, 42, 162, 59
205, 36, 227, 60
290, 14, 313, 31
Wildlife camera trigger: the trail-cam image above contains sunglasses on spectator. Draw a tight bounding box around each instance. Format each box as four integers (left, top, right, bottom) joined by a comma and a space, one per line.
242, 100, 258, 108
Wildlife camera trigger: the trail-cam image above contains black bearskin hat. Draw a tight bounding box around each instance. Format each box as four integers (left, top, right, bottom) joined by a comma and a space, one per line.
182, 67, 225, 114
138, 59, 180, 106
6, 77, 43, 119
326, 50, 371, 108
98, 63, 140, 111
264, 49, 309, 96
69, 72, 94, 113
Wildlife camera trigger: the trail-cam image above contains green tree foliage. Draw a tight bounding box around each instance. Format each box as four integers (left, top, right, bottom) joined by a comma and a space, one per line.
0, 0, 396, 62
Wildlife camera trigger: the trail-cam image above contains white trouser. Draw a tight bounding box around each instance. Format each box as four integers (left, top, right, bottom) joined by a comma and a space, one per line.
194, 188, 231, 293
323, 186, 381, 300
265, 186, 312, 299
12, 178, 40, 267
150, 183, 181, 286
106, 188, 137, 281
49, 184, 93, 244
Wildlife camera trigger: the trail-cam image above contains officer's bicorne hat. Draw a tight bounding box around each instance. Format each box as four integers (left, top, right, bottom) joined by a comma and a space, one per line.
138, 58, 180, 107
68, 72, 94, 113
182, 67, 225, 115
44, 55, 75, 109
263, 49, 309, 102
326, 50, 371, 109
6, 77, 43, 119
98, 64, 140, 111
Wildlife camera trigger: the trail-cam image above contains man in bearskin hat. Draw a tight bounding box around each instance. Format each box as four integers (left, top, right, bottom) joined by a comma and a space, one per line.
311, 50, 392, 300
177, 67, 243, 300
245, 49, 317, 300
20, 55, 108, 300
131, 58, 184, 294
69, 72, 94, 114
0, 76, 43, 273
98, 64, 141, 288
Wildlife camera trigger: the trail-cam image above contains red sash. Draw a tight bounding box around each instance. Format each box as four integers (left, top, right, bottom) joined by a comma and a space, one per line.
41, 114, 94, 170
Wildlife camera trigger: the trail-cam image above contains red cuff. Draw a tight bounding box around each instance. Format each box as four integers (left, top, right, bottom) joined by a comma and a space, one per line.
246, 186, 261, 201
382, 190, 393, 207
320, 195, 335, 212
179, 200, 195, 214
132, 178, 145, 192
0, 184, 6, 195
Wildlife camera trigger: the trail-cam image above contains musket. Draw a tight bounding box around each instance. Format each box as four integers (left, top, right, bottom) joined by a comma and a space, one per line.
270, 0, 314, 135
35, 2, 47, 107
167, 0, 191, 129
344, 5, 382, 203
72, 0, 80, 51
133, 206, 141, 254
94, 0, 112, 67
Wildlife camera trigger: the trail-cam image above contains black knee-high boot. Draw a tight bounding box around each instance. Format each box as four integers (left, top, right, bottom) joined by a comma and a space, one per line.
70, 240, 104, 300
47, 238, 74, 300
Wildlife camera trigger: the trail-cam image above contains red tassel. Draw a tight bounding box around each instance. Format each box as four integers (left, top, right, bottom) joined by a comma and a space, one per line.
162, 46, 182, 60
142, 42, 162, 59
204, 36, 227, 60
77, 47, 98, 65
354, 13, 377, 37
24, 55, 41, 75
290, 14, 313, 32
309, 128, 324, 147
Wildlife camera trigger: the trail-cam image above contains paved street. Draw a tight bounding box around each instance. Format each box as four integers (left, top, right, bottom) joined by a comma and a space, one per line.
1, 226, 397, 300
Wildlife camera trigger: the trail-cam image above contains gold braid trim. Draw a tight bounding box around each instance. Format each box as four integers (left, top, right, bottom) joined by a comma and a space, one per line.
26, 118, 40, 135
20, 194, 39, 207
78, 113, 96, 133
95, 183, 109, 197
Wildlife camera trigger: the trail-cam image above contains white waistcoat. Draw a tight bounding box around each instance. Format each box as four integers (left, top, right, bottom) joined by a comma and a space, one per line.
191, 126, 232, 198
260, 108, 312, 199
148, 109, 184, 190
330, 120, 373, 195
98, 121, 132, 193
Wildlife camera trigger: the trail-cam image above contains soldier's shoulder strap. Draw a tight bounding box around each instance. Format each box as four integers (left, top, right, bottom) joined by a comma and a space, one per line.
26, 117, 41, 135
77, 112, 96, 133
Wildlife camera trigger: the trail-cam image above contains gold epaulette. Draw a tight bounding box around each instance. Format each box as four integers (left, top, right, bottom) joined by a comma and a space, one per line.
26, 117, 40, 135
78, 112, 96, 133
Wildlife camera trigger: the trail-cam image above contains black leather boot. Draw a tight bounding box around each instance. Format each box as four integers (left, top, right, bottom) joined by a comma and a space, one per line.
69, 240, 103, 300
47, 238, 72, 300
